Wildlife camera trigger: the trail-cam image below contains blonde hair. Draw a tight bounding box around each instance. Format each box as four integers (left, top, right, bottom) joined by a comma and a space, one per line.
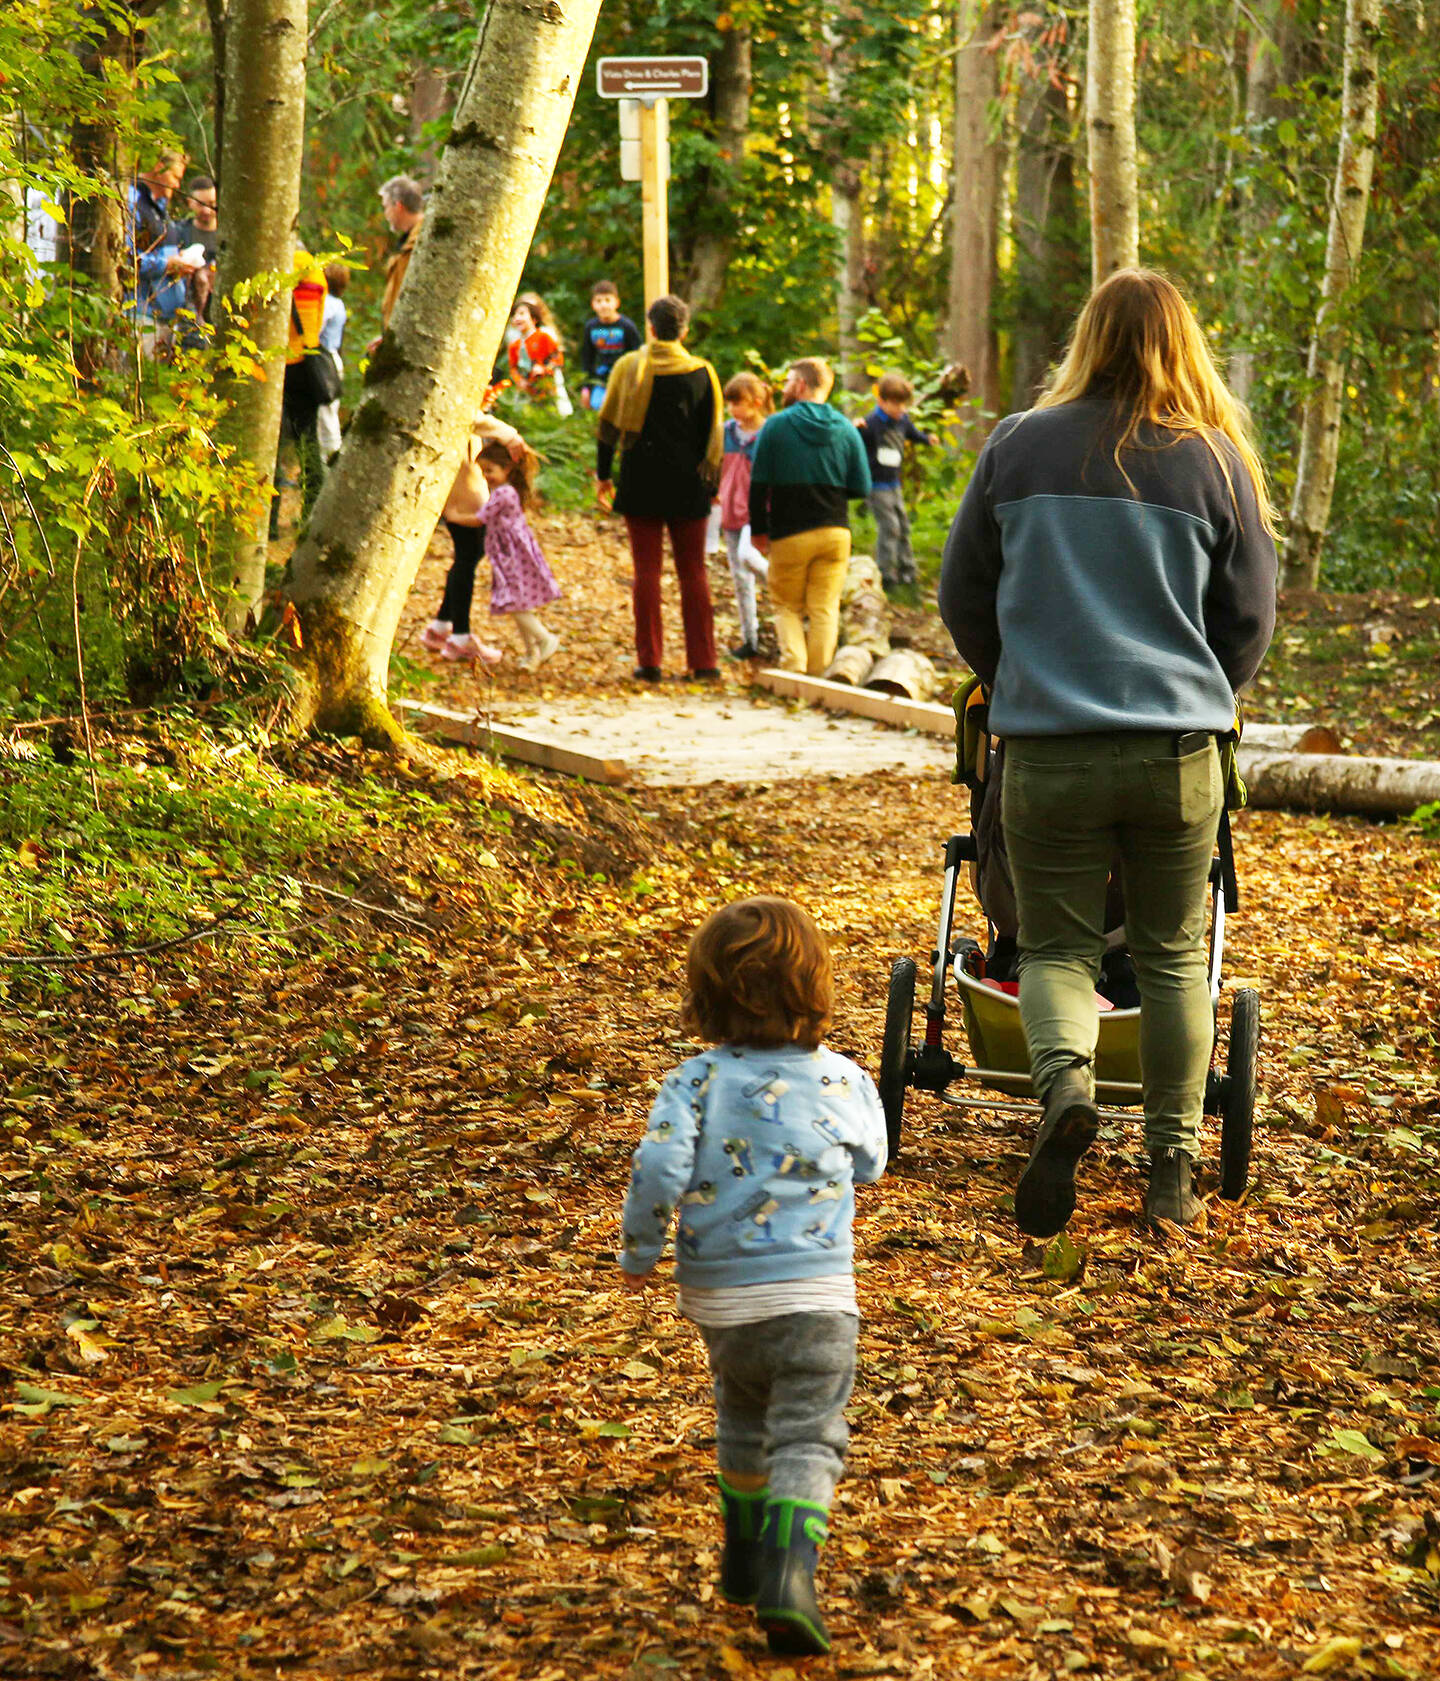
1038, 269, 1276, 535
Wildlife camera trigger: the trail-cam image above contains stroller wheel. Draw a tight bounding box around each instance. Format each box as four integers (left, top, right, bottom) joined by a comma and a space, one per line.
1220, 989, 1259, 1200
879, 958, 916, 1161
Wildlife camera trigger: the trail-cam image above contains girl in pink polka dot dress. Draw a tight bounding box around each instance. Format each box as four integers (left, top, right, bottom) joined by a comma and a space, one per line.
476, 440, 562, 670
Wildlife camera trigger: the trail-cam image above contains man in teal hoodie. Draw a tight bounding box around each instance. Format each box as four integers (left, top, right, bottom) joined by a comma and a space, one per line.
749, 359, 872, 674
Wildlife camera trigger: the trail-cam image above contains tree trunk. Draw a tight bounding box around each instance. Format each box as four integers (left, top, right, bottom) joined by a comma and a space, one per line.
686, 20, 752, 317
1011, 74, 1081, 408
213, 0, 307, 630
823, 15, 868, 391
1086, 0, 1139, 282
948, 0, 1001, 436
284, 0, 603, 745
205, 0, 228, 190
1281, 0, 1382, 591
1230, 0, 1295, 405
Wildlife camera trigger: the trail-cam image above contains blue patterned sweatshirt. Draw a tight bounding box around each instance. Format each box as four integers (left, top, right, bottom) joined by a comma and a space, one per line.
618, 1043, 888, 1288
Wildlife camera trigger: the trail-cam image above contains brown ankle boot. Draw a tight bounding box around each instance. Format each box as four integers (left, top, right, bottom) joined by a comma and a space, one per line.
1144, 1147, 1202, 1226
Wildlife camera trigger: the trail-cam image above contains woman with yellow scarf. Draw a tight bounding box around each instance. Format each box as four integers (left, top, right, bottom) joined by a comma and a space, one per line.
596, 295, 724, 682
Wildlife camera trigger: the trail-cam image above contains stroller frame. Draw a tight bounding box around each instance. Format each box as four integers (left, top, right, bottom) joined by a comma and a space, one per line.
879, 809, 1258, 1201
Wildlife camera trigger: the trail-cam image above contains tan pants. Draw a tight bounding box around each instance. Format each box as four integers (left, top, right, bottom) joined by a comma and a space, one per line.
768, 526, 851, 675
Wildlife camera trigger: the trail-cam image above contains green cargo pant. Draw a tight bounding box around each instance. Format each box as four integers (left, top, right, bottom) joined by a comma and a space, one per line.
1001, 732, 1223, 1154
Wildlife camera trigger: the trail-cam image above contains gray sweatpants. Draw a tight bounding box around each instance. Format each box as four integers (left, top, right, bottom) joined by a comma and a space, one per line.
867, 484, 914, 587
698, 1311, 857, 1506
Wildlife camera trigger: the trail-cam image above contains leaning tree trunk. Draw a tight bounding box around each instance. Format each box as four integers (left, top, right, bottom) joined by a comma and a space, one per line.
1282, 0, 1382, 591
687, 19, 752, 316
1086, 0, 1139, 281
284, 0, 603, 744
948, 0, 1001, 437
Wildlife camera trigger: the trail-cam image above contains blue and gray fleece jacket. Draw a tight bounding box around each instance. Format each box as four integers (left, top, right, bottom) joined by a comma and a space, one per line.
938, 397, 1277, 737
618, 1043, 887, 1288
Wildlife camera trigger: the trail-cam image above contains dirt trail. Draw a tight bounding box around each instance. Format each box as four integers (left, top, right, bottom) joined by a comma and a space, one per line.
2, 523, 1438, 1680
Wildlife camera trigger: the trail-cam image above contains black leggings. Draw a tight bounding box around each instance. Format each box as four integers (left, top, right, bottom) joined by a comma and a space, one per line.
439, 521, 486, 634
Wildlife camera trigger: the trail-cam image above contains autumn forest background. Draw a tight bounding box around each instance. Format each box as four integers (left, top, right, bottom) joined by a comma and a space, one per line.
1, 0, 1439, 1677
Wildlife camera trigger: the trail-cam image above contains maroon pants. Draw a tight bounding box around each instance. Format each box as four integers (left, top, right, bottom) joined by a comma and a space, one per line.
625, 515, 716, 673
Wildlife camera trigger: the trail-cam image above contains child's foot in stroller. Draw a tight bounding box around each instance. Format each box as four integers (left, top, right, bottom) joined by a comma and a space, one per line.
755, 1498, 830, 1657
1015, 1067, 1099, 1238
1144, 1147, 1202, 1227
716, 1476, 766, 1605
420, 618, 453, 652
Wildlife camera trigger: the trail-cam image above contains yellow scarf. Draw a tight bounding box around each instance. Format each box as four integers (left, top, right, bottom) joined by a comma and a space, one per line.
598, 337, 725, 487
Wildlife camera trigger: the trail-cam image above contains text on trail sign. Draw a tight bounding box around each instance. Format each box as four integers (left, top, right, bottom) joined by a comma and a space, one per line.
596, 56, 709, 99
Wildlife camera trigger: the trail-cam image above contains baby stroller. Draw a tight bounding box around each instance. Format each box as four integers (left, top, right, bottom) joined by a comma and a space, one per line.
877, 680, 1258, 1200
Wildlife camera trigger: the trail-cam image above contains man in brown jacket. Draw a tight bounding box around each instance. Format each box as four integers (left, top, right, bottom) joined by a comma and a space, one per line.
368, 174, 424, 351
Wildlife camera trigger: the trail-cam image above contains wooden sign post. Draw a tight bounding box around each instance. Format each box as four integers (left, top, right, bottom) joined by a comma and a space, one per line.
597, 56, 709, 310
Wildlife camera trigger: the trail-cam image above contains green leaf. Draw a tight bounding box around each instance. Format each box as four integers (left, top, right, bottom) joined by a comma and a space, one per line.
11, 1382, 88, 1416
579, 1419, 632, 1440
449, 1544, 506, 1567
1041, 1232, 1085, 1281
1325, 1426, 1386, 1462
168, 1380, 228, 1406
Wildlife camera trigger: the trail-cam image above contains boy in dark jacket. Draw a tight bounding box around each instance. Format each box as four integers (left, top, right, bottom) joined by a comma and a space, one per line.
857, 372, 932, 593
578, 279, 642, 410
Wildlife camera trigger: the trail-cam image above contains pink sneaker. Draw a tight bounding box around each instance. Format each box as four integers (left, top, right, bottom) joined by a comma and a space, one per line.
420, 619, 452, 652
442, 633, 503, 665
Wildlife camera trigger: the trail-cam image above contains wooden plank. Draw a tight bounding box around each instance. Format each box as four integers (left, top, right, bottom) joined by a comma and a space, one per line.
639, 98, 669, 307
397, 699, 631, 785
753, 667, 956, 737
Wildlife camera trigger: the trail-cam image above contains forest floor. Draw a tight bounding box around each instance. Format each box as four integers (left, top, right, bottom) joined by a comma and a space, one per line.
1, 510, 1439, 1681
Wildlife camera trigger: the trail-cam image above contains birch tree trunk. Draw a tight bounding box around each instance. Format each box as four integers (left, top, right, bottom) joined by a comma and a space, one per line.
948, 0, 1001, 436
1086, 0, 1139, 281
1281, 0, 1382, 591
687, 21, 752, 316
284, 0, 603, 744
213, 0, 307, 630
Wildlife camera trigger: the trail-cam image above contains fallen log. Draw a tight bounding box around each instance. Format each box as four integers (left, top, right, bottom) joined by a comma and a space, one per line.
1239, 722, 1343, 754
1235, 747, 1440, 815
396, 698, 630, 785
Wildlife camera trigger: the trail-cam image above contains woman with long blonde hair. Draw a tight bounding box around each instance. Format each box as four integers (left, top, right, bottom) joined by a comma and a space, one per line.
939, 268, 1277, 1236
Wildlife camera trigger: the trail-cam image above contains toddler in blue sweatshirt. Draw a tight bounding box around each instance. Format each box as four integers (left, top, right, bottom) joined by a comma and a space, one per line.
619, 896, 887, 1658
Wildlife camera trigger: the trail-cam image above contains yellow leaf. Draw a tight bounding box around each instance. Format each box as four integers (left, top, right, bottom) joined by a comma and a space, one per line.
1302, 1637, 1364, 1674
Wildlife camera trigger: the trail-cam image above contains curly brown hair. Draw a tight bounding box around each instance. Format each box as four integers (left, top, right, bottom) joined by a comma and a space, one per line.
477, 438, 540, 508
682, 897, 833, 1050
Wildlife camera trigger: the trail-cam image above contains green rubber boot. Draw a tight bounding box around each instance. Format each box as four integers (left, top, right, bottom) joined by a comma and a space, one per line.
755, 1497, 830, 1656
716, 1476, 767, 1604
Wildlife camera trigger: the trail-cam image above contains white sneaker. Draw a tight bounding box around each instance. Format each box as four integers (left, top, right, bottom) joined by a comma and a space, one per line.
531, 628, 561, 669
421, 618, 453, 652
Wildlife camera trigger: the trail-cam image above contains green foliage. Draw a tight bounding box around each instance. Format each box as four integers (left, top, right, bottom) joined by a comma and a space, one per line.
0, 0, 260, 715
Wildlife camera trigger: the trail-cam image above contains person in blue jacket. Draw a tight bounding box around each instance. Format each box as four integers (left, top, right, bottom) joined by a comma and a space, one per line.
856, 372, 933, 592
124, 152, 199, 354
618, 897, 886, 1659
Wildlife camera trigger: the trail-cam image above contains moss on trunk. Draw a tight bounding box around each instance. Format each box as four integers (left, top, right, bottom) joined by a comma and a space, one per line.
288, 598, 410, 753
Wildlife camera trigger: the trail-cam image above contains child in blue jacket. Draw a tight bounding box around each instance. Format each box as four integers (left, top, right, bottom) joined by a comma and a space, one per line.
618, 896, 887, 1658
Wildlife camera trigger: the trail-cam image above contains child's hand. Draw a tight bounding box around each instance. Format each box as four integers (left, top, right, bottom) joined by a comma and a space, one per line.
619, 1269, 652, 1293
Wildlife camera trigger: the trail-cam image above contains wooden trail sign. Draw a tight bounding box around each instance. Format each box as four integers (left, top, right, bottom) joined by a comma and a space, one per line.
596, 56, 710, 306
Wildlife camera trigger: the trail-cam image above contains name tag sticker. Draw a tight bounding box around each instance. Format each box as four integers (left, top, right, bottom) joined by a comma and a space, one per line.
877, 446, 903, 468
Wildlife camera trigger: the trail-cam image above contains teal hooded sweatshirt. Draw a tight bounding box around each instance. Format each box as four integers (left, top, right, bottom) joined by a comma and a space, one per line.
749, 401, 872, 540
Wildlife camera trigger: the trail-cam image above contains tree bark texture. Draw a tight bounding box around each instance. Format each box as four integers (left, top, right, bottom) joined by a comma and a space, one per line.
1230, 0, 1294, 406
1011, 73, 1082, 408
1281, 0, 1382, 590
214, 0, 307, 630
823, 15, 868, 392
284, 0, 603, 743
1086, 0, 1139, 282
948, 1, 1001, 435
204, 0, 228, 190
686, 21, 752, 317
